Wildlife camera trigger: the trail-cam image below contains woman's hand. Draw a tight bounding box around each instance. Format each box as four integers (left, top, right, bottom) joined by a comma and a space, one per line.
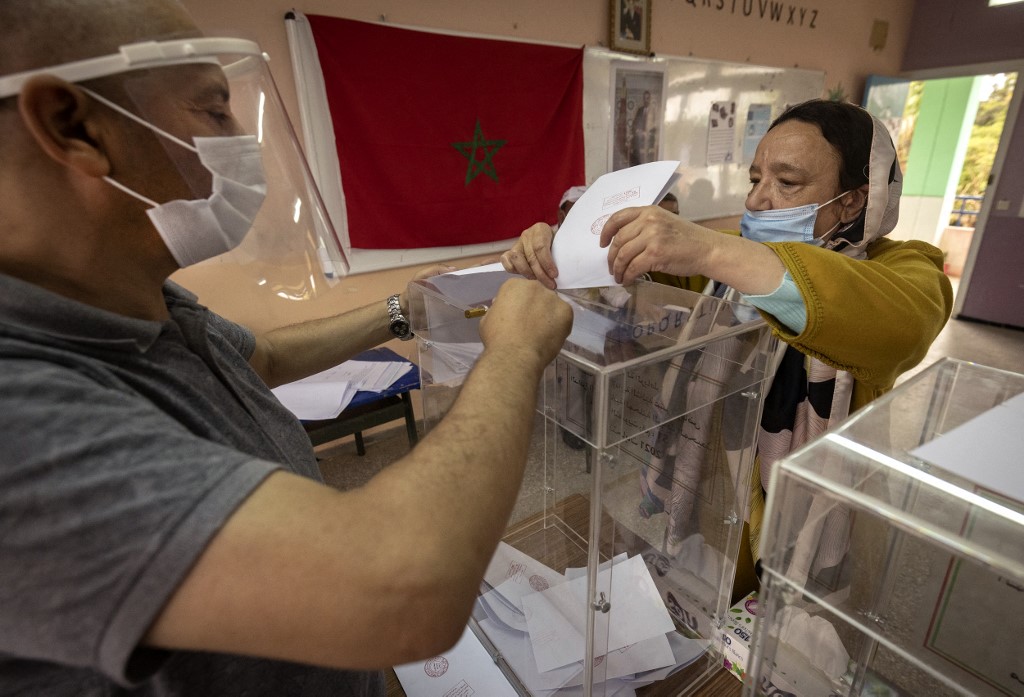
601, 205, 787, 295
600, 206, 718, 285
500, 222, 559, 289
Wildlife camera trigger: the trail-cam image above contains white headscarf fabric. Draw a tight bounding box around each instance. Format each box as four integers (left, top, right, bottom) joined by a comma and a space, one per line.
559, 185, 588, 208
862, 111, 903, 246
750, 106, 904, 573
828, 110, 903, 258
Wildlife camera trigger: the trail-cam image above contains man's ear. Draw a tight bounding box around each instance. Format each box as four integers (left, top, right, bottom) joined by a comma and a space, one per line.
17, 75, 111, 178
840, 184, 870, 224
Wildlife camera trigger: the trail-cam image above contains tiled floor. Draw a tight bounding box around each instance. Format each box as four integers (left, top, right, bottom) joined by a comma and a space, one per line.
900, 312, 1024, 382
901, 277, 1024, 381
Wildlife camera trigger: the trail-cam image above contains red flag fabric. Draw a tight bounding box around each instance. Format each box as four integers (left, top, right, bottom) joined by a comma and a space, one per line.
307, 15, 585, 249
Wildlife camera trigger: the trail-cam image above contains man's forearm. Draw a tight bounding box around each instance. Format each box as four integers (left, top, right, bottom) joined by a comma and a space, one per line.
368, 343, 548, 598
251, 299, 397, 388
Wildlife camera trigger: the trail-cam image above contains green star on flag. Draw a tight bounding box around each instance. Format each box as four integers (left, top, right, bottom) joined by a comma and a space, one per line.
452, 119, 507, 186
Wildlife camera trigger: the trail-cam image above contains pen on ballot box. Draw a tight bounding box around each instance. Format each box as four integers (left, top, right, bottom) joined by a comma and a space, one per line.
464, 305, 488, 319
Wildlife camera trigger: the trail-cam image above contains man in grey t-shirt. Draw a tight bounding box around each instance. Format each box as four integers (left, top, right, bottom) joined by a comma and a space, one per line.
0, 1, 573, 695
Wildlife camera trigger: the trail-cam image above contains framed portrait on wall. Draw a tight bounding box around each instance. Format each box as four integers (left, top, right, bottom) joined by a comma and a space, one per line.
609, 0, 652, 55
610, 65, 665, 171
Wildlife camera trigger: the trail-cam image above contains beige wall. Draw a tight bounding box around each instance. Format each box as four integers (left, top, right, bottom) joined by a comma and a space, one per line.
178, 0, 914, 357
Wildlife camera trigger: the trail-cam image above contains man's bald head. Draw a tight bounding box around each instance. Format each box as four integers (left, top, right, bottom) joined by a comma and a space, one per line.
0, 0, 199, 160
0, 0, 198, 77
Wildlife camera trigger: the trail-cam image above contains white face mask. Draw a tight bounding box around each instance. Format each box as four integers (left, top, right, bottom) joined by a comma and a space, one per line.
82, 88, 267, 267
740, 190, 850, 245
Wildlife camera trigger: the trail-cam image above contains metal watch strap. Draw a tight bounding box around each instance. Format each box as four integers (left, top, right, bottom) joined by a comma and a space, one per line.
387, 293, 413, 340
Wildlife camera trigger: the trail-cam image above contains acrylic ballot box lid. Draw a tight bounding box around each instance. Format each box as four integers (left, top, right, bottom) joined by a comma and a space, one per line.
746, 358, 1024, 697
409, 269, 778, 696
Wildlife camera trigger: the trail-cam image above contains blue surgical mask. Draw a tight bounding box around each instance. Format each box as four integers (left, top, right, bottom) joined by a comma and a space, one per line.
740, 191, 850, 245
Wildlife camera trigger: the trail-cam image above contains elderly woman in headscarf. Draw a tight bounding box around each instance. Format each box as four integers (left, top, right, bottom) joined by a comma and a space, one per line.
502, 99, 954, 571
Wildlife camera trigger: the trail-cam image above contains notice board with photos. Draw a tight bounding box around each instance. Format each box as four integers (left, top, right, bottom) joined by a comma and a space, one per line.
583, 47, 824, 222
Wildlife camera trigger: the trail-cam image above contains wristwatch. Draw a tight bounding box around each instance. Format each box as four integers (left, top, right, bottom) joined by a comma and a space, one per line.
387, 294, 413, 341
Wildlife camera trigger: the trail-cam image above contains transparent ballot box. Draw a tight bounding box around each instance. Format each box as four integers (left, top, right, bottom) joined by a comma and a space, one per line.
746, 359, 1024, 697
409, 269, 777, 696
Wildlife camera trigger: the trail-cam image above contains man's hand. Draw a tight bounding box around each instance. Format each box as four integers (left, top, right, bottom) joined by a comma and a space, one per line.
479, 278, 572, 369
500, 223, 559, 289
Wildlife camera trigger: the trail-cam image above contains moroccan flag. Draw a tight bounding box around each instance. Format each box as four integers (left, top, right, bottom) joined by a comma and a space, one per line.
307, 15, 585, 249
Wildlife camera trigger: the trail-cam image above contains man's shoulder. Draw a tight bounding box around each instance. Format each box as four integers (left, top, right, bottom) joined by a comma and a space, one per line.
163, 279, 199, 304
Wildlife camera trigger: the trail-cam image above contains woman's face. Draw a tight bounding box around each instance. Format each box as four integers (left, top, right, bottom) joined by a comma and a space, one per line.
746, 119, 849, 237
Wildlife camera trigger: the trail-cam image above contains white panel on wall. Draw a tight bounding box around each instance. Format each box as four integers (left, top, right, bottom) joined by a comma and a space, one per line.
583, 47, 824, 220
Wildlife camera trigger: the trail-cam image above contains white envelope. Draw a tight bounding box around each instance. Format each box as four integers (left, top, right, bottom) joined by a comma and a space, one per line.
522, 554, 676, 673
478, 618, 582, 692
552, 161, 681, 289
393, 624, 518, 697
484, 541, 563, 610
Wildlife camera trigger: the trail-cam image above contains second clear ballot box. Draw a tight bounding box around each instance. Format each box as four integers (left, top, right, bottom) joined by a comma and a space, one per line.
745, 358, 1024, 697
409, 269, 778, 696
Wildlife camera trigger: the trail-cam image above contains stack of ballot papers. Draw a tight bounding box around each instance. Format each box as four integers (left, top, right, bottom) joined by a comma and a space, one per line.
415, 542, 708, 696
270, 359, 413, 421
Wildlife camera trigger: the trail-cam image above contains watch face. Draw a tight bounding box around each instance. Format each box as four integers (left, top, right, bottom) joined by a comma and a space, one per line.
390, 318, 412, 338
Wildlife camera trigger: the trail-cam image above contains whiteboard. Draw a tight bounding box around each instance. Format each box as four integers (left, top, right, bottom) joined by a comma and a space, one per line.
583, 47, 825, 221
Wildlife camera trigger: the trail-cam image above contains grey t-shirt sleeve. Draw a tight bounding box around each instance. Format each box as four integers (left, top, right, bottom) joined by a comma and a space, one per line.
0, 359, 279, 685
205, 306, 257, 361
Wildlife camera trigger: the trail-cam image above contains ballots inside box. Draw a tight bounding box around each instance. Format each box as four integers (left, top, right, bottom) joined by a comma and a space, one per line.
411, 272, 778, 695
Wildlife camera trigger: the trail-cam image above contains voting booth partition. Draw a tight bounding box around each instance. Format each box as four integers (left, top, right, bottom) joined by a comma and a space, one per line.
409, 269, 777, 696
746, 359, 1024, 697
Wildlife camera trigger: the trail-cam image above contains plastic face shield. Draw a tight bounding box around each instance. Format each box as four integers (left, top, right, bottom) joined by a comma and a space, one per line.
0, 38, 349, 323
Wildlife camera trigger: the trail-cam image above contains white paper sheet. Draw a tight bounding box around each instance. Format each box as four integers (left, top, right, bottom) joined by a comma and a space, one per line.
562, 552, 628, 581
563, 296, 624, 356
626, 630, 709, 684
336, 359, 413, 392
551, 161, 680, 290
422, 341, 485, 386
743, 103, 772, 163
484, 542, 563, 609
271, 359, 412, 420
560, 634, 675, 687
522, 555, 676, 673
706, 101, 737, 165
911, 391, 1024, 504
393, 624, 518, 697
270, 380, 358, 420
478, 617, 583, 692
445, 261, 506, 276
479, 587, 529, 633
537, 679, 637, 697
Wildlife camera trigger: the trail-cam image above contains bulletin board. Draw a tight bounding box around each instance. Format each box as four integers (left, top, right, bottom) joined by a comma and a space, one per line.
584, 47, 825, 221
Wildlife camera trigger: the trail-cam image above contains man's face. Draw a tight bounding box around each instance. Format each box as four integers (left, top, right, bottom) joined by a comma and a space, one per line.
105, 63, 244, 202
